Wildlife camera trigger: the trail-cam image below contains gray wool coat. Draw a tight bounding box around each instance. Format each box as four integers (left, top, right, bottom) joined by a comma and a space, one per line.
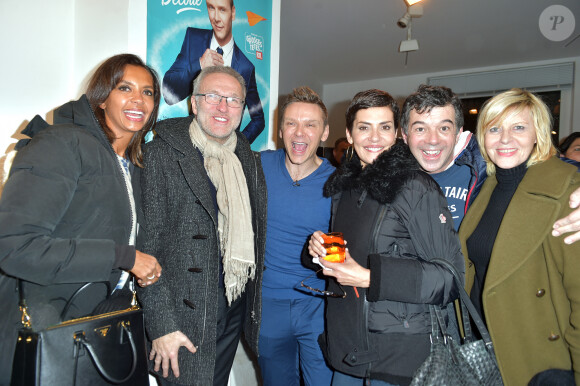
137, 116, 266, 385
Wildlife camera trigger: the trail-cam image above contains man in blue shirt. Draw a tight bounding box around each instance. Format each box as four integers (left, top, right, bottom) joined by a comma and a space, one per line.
259, 86, 334, 386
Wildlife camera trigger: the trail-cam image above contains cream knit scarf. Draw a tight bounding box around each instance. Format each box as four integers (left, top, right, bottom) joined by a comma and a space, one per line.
189, 119, 255, 304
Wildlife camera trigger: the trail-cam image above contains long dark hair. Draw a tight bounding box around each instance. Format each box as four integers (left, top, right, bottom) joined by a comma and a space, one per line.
86, 54, 160, 168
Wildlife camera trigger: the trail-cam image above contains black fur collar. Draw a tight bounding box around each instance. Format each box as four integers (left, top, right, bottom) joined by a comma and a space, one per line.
324, 139, 420, 204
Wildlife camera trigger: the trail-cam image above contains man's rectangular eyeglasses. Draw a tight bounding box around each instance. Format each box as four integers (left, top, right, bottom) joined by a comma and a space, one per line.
300, 269, 347, 298
195, 93, 244, 108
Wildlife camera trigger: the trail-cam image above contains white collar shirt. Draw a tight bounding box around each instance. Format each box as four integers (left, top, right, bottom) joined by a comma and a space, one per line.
210, 35, 235, 67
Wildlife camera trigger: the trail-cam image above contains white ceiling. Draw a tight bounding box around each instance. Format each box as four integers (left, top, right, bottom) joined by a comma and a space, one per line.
279, 0, 580, 93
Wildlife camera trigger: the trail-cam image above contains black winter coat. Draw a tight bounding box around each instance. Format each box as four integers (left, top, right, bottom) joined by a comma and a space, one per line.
320, 141, 464, 385
0, 96, 139, 384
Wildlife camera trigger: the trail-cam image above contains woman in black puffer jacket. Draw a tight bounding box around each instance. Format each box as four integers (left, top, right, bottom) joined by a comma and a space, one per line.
308, 89, 464, 386
0, 54, 162, 383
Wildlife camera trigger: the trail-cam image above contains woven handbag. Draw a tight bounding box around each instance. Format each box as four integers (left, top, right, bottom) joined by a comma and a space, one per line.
10, 280, 149, 386
411, 259, 503, 386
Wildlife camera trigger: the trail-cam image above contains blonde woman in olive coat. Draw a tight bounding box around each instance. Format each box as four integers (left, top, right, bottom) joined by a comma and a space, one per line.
459, 89, 580, 385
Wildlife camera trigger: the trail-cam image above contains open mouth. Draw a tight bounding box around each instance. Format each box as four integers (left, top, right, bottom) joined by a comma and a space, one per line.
124, 110, 145, 120
292, 142, 308, 153
497, 149, 516, 156
422, 149, 441, 158
364, 146, 384, 153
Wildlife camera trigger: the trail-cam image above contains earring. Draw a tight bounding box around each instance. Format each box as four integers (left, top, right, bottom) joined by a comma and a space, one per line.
346, 146, 354, 161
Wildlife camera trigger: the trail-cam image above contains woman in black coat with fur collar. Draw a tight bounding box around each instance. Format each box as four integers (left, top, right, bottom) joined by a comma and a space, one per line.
308, 90, 465, 386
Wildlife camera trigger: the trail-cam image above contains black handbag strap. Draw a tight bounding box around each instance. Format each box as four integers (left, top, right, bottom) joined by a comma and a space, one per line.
428, 304, 455, 347
428, 305, 445, 341
16, 279, 114, 327
60, 281, 111, 321
430, 258, 496, 354
16, 279, 32, 329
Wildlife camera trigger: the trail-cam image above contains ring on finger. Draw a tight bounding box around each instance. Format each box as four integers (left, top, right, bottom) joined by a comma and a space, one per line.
147, 274, 156, 280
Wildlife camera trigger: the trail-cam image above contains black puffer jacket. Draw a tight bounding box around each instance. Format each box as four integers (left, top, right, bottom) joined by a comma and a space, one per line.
320, 141, 465, 385
0, 96, 139, 384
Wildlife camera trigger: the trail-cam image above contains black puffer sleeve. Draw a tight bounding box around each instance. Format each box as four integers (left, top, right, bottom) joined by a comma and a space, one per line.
0, 128, 118, 285
367, 174, 464, 305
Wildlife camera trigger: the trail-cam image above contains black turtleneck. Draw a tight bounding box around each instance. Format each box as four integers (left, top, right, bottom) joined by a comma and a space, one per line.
466, 161, 528, 323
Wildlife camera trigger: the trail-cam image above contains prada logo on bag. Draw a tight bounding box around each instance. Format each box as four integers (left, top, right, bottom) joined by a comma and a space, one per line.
95, 325, 111, 337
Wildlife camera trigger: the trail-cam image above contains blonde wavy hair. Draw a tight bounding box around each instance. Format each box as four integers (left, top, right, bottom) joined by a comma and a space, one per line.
476, 88, 556, 175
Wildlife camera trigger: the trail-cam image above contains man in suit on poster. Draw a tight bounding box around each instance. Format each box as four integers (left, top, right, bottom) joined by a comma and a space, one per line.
162, 0, 265, 144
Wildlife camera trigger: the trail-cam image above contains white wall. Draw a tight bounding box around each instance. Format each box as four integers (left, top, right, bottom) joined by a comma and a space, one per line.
278, 39, 323, 96
323, 56, 580, 145
0, 0, 147, 185
0, 0, 74, 159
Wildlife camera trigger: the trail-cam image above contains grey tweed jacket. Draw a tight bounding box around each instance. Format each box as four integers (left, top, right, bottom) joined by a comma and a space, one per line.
137, 116, 266, 385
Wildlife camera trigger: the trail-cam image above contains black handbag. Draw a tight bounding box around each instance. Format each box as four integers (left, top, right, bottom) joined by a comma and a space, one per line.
10, 280, 149, 385
411, 259, 503, 386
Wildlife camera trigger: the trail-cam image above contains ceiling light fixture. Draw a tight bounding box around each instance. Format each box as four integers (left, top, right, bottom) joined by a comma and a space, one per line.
397, 4, 423, 30
397, 12, 412, 28
397, 2, 423, 64
399, 36, 419, 52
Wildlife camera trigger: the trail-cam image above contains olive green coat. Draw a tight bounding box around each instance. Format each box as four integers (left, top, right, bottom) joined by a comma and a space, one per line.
459, 157, 580, 386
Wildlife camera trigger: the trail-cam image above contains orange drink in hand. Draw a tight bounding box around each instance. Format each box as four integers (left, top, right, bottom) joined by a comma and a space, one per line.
321, 232, 345, 263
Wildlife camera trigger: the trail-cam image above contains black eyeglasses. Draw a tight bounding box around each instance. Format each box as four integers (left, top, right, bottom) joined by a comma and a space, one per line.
300, 269, 347, 298
195, 93, 244, 108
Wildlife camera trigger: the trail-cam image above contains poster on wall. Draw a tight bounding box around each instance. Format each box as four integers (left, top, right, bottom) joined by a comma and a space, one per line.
147, 0, 272, 150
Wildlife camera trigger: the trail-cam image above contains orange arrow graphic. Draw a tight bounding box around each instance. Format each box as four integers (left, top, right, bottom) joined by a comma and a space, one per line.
247, 11, 267, 26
